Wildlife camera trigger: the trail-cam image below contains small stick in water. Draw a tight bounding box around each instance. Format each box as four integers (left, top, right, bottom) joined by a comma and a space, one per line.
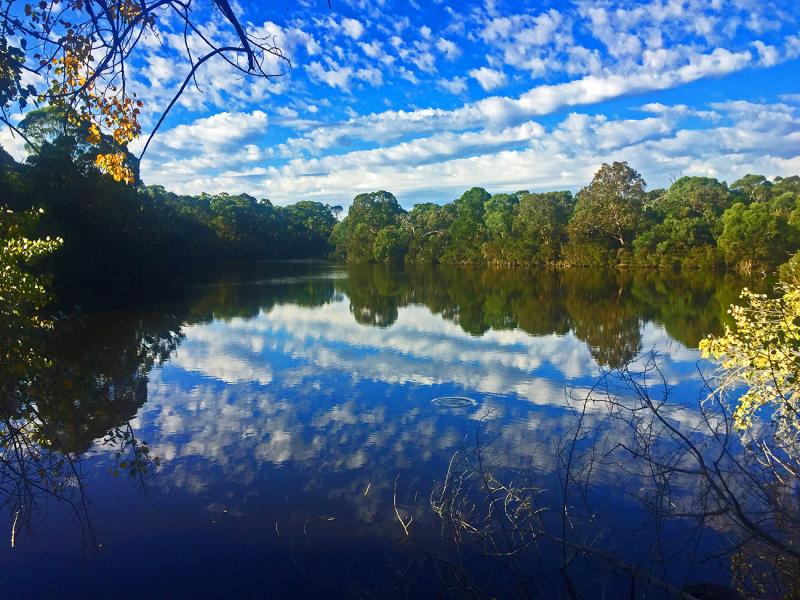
11, 506, 21, 549
393, 476, 412, 537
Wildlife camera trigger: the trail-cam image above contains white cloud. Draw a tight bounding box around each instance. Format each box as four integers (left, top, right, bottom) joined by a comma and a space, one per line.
307, 60, 354, 90
279, 45, 754, 156
341, 17, 365, 40
358, 40, 395, 65
753, 40, 779, 66
435, 37, 461, 60
478, 8, 572, 76
276, 106, 299, 118
139, 99, 800, 208
0, 127, 27, 161
437, 76, 468, 94
131, 110, 269, 160
356, 66, 384, 86
469, 66, 508, 91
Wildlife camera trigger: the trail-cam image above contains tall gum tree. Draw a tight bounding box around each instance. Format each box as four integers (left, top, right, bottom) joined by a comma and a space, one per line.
568, 161, 646, 249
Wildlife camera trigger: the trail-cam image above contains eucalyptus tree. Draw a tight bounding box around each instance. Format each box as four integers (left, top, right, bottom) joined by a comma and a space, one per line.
334, 191, 405, 262
568, 161, 646, 250
718, 202, 799, 271
443, 187, 491, 262
633, 176, 735, 268
512, 191, 573, 264
731, 174, 772, 204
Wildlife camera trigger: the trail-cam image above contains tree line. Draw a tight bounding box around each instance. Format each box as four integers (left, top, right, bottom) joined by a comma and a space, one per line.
0, 108, 341, 291
4, 111, 800, 293
332, 162, 800, 273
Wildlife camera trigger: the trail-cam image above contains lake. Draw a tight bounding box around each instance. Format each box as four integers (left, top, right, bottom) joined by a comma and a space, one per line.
1, 263, 759, 598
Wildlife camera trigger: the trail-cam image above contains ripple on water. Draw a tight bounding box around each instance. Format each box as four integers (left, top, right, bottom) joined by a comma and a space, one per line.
432, 396, 477, 408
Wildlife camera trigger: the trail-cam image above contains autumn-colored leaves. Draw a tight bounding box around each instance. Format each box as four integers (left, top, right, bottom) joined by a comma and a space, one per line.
18, 1, 151, 183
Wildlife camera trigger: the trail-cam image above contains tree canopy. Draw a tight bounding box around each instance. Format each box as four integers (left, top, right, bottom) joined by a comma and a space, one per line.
0, 135, 340, 289
331, 162, 800, 275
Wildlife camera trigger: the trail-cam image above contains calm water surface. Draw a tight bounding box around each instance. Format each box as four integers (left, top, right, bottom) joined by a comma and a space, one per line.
2, 264, 757, 598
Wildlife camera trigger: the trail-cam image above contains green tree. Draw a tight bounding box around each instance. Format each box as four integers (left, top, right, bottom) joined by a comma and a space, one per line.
482, 193, 519, 263
483, 193, 517, 240
330, 219, 351, 260
349, 190, 404, 230
442, 187, 491, 263
568, 162, 646, 249
654, 176, 734, 224
731, 174, 772, 203
718, 202, 799, 271
18, 106, 141, 181
279, 201, 338, 257
633, 176, 735, 268
348, 223, 376, 262
373, 225, 409, 262
512, 191, 573, 264
403, 203, 453, 263
335, 191, 405, 262
455, 187, 491, 223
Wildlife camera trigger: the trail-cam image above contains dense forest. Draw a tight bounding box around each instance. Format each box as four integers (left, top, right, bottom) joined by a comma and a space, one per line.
0, 108, 341, 291
4, 109, 800, 291
332, 162, 800, 273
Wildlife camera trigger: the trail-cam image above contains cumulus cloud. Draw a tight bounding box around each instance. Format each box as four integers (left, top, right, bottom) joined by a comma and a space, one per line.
341, 17, 365, 40
436, 37, 461, 60
277, 45, 754, 157
307, 60, 355, 90
753, 40, 779, 66
437, 76, 468, 94
469, 66, 508, 91
137, 98, 800, 206
7, 0, 794, 208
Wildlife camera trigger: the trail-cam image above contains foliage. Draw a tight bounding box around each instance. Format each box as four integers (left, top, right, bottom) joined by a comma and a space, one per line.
1, 0, 287, 182
633, 176, 735, 268
0, 140, 339, 288
700, 284, 800, 439
568, 161, 646, 249
511, 191, 573, 264
779, 253, 800, 285
0, 205, 61, 402
403, 202, 452, 263
331, 163, 800, 273
20, 105, 141, 180
442, 187, 491, 263
336, 191, 405, 262
717, 202, 799, 271
731, 174, 772, 203
372, 225, 409, 262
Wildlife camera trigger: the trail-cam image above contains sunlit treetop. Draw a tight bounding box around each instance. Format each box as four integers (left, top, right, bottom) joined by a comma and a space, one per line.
0, 0, 288, 183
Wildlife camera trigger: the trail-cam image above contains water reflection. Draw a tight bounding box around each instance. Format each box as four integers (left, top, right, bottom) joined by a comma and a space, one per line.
34, 310, 184, 453
337, 264, 748, 366
1, 263, 761, 597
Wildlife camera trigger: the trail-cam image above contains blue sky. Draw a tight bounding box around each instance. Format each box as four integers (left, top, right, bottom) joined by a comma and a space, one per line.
4, 0, 800, 208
